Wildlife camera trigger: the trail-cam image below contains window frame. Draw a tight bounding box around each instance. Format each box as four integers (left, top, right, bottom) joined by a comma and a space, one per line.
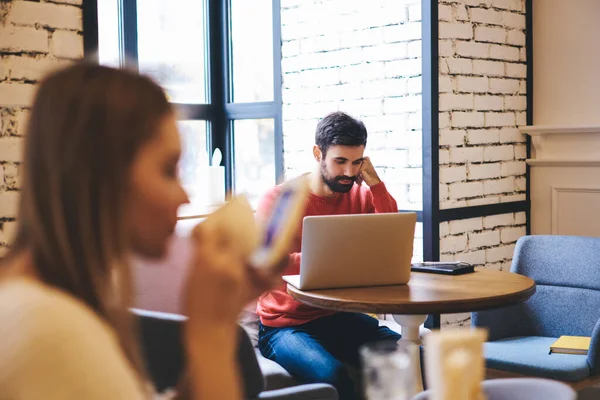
85, 0, 283, 218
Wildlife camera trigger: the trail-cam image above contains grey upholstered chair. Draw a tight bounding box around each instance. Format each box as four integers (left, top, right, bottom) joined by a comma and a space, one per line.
135, 309, 338, 399
471, 235, 600, 387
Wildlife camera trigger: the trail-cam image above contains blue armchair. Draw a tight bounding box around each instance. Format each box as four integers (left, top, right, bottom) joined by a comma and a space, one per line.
471, 235, 600, 387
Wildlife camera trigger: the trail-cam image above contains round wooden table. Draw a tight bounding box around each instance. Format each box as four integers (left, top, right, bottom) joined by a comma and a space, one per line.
285, 269, 536, 393
286, 269, 535, 315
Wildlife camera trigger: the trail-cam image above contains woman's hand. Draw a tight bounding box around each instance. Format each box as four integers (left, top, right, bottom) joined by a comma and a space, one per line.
179, 223, 285, 400
182, 224, 281, 331
180, 223, 248, 400
183, 224, 247, 329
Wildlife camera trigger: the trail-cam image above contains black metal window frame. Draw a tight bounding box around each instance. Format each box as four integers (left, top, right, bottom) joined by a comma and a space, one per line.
84, 0, 284, 199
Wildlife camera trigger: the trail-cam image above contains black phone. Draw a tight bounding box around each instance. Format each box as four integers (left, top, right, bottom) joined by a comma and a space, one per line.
411, 261, 475, 275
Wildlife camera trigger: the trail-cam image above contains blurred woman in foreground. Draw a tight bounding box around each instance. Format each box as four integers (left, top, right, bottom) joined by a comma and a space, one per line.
0, 63, 267, 399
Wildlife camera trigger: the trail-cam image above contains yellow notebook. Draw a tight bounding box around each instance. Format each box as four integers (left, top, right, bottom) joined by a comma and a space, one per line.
549, 336, 591, 355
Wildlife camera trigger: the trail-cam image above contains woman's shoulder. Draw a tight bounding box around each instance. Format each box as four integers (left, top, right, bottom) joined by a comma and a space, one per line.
0, 278, 145, 398
0, 277, 119, 358
0, 277, 108, 333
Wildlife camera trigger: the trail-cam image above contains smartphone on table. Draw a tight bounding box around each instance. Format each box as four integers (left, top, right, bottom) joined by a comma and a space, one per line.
410, 261, 474, 275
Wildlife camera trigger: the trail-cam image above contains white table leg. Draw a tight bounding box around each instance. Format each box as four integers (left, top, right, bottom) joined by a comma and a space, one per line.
392, 314, 428, 394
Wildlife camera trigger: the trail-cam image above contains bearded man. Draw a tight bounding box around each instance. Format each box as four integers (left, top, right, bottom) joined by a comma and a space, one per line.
255, 112, 401, 400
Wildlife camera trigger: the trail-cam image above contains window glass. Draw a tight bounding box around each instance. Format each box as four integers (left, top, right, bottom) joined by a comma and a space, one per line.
177, 120, 210, 216
97, 0, 120, 67
137, 0, 207, 103
233, 119, 276, 208
230, 0, 274, 102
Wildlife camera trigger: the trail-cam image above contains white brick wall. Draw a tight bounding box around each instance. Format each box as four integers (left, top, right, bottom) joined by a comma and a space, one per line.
438, 0, 528, 328
0, 26, 49, 53
439, 211, 526, 326
439, 0, 527, 209
281, 0, 422, 213
52, 30, 84, 59
7, 1, 81, 30
0, 0, 83, 251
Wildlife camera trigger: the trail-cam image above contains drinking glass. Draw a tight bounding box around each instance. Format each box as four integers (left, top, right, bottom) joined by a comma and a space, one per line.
360, 340, 417, 400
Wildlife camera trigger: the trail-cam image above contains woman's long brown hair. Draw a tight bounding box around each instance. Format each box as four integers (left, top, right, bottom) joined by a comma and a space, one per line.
7, 63, 173, 384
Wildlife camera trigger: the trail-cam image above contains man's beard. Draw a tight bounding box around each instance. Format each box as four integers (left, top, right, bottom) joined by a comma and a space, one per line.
320, 161, 357, 193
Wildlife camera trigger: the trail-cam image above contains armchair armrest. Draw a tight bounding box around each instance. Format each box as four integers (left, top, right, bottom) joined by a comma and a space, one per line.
587, 318, 600, 375
257, 383, 338, 400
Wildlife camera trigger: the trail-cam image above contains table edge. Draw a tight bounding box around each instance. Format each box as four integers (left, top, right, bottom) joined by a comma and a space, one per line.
285, 274, 536, 315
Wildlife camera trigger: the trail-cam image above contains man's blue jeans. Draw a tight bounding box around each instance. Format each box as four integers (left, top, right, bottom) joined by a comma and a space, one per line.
258, 312, 401, 400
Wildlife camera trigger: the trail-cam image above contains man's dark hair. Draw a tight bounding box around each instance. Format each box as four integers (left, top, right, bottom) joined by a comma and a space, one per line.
315, 112, 367, 156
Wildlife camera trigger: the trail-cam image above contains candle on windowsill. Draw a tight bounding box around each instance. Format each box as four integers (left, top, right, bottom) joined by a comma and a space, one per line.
205, 165, 225, 206
196, 148, 225, 207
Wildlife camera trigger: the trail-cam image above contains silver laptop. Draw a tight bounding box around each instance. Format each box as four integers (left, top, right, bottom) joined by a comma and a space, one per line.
284, 212, 417, 290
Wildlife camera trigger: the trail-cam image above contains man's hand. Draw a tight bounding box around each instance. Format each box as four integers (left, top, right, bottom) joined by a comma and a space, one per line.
357, 156, 381, 187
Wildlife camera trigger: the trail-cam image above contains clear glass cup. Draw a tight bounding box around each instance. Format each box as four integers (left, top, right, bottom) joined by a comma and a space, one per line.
360, 340, 417, 400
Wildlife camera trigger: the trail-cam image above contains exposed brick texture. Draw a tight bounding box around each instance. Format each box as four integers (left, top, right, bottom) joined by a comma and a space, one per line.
440, 212, 526, 269
438, 0, 527, 210
0, 0, 82, 250
440, 211, 526, 326
438, 0, 527, 327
